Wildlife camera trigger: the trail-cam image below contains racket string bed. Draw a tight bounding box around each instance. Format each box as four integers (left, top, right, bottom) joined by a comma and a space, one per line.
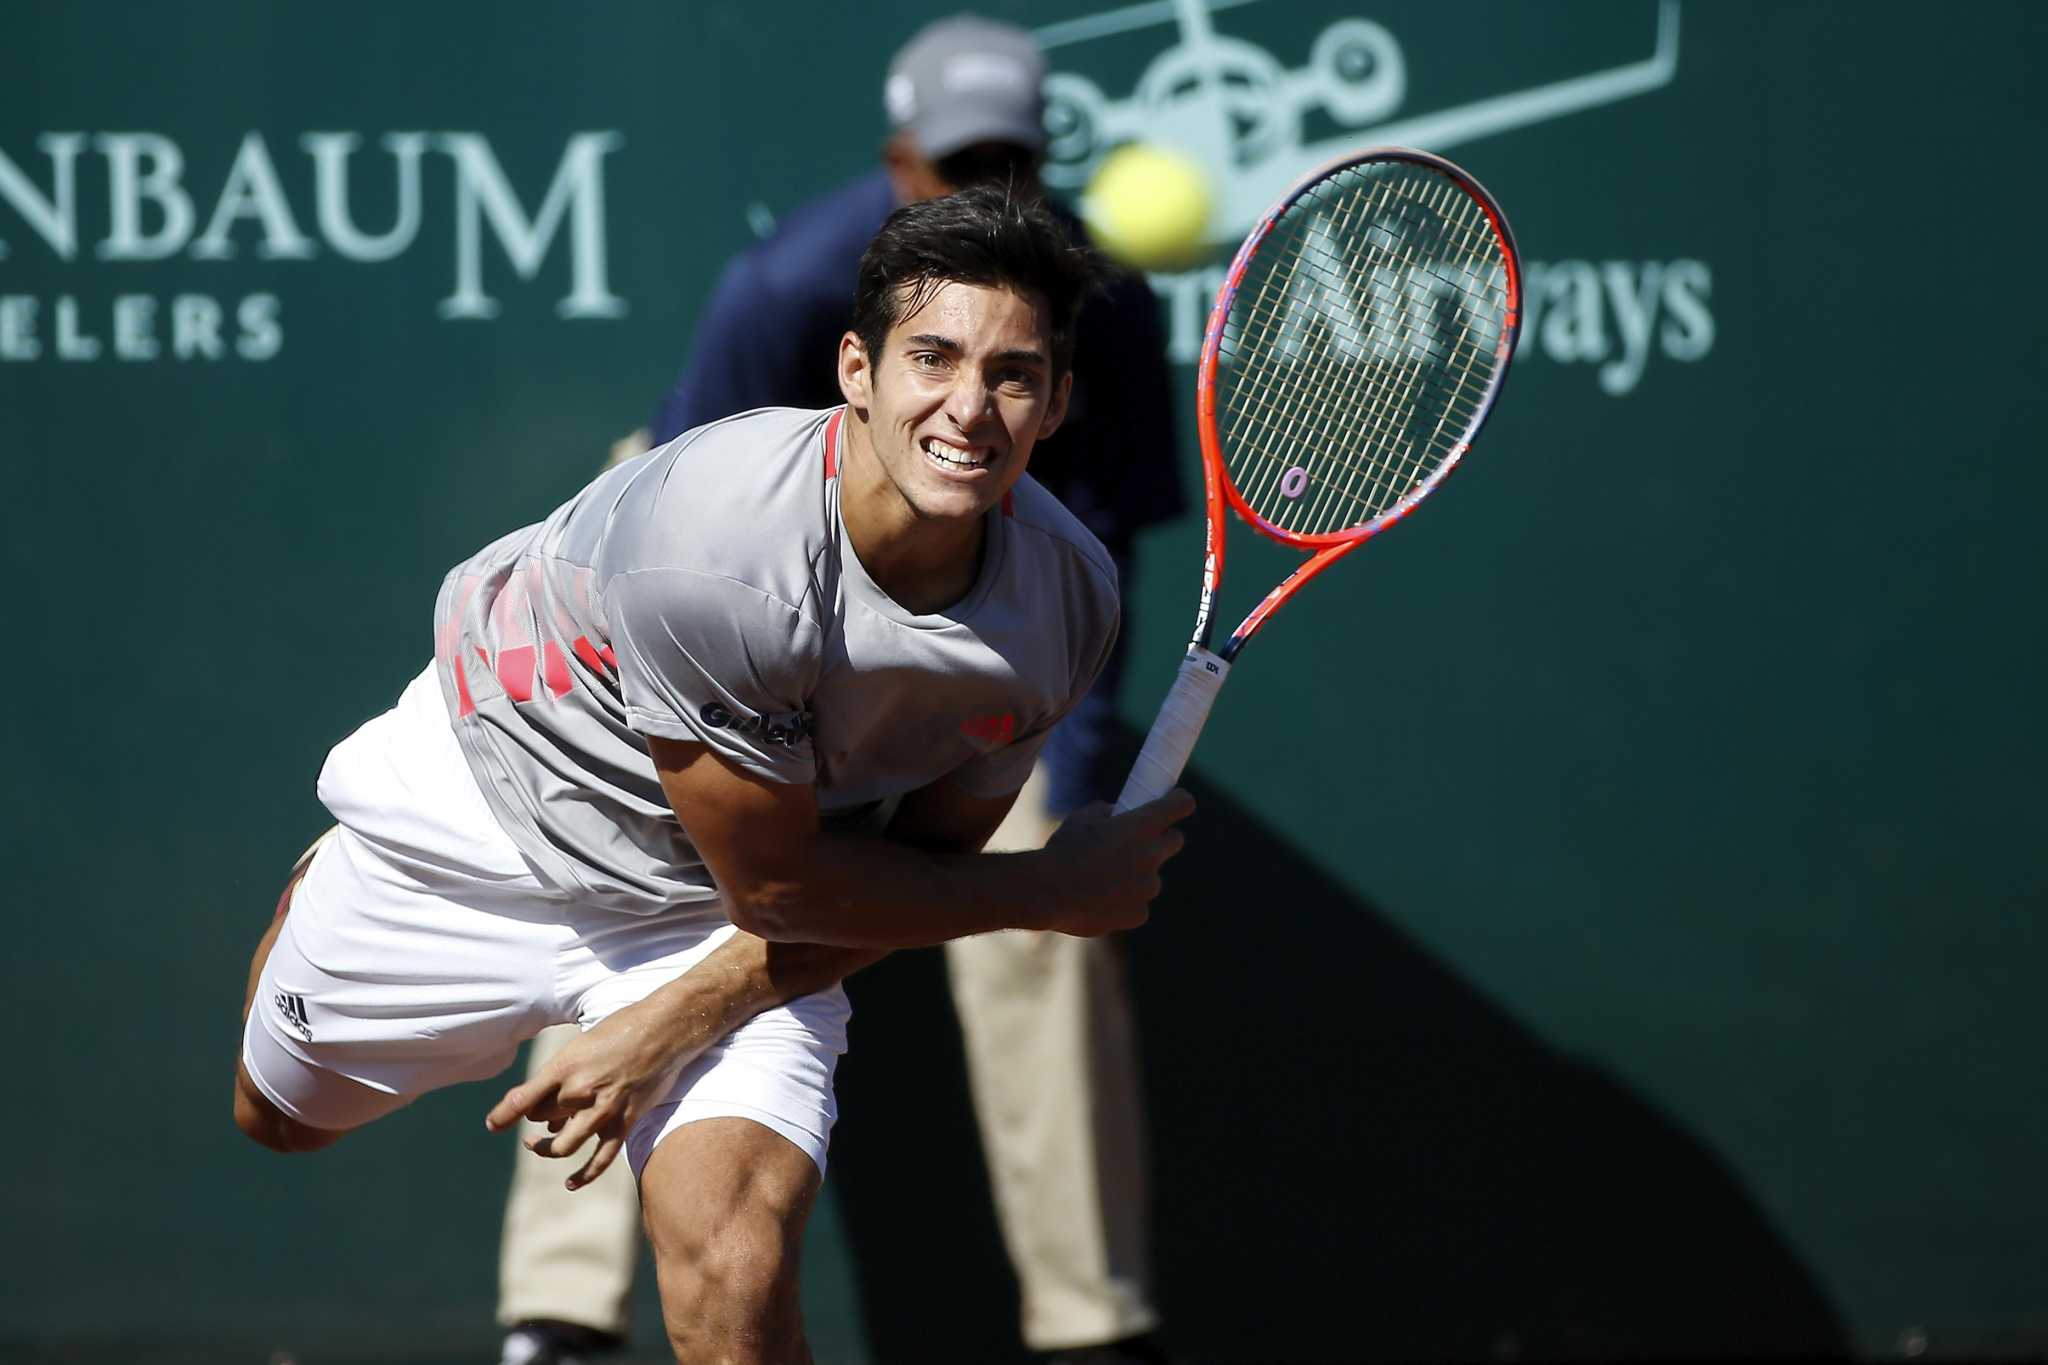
1219, 179, 1372, 450
1222, 223, 1357, 515
1336, 213, 1437, 530
1297, 173, 1491, 527
1249, 176, 1387, 523
1357, 176, 1491, 505
1224, 177, 1391, 523
1234, 297, 1365, 524
1232, 266, 1420, 526
1400, 188, 1508, 477
1230, 301, 1375, 529
1259, 232, 1398, 529
1224, 169, 1402, 522
1216, 162, 1508, 539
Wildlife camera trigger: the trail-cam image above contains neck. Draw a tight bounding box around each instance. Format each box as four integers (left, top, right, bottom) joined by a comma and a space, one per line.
839, 412, 987, 615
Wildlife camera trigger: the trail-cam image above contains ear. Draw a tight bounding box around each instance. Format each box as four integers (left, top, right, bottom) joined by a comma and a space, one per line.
1037, 370, 1074, 442
837, 330, 874, 414
882, 131, 949, 201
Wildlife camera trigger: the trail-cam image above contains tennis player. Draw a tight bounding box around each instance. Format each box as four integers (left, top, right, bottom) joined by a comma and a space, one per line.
501, 18, 1184, 1365
232, 186, 1193, 1363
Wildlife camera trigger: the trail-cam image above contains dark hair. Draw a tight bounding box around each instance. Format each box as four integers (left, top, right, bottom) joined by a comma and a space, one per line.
851, 185, 1100, 378
933, 141, 1040, 191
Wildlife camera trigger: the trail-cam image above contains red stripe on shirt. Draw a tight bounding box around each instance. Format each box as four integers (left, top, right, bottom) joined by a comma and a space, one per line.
497, 645, 536, 703
541, 641, 573, 699
823, 407, 844, 480
453, 657, 476, 718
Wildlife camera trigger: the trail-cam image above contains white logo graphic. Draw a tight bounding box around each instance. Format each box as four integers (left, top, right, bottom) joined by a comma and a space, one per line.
0, 131, 625, 364
1040, 0, 1679, 242
1040, 0, 1707, 394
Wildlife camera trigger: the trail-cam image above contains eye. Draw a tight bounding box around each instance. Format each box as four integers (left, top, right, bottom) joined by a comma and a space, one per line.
997, 367, 1040, 390
911, 351, 948, 371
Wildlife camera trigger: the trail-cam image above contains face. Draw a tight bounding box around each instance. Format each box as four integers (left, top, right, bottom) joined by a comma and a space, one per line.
838, 279, 1071, 525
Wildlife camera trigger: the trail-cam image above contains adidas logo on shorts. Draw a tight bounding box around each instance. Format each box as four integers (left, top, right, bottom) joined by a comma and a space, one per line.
274, 990, 314, 1042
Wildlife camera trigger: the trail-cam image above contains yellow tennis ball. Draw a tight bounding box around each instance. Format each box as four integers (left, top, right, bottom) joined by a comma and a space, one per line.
1082, 143, 1214, 271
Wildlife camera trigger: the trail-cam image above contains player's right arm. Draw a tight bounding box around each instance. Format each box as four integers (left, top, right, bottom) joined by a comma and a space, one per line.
601, 525, 1186, 943
650, 736, 1191, 948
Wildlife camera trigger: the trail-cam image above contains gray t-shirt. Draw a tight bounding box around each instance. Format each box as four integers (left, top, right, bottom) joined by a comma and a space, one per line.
432, 405, 1120, 919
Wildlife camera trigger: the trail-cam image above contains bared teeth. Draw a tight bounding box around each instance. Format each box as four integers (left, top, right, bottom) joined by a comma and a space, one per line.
923, 438, 989, 469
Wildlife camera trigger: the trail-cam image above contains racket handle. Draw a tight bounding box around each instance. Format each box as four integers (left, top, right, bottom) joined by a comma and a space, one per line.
1113, 647, 1231, 813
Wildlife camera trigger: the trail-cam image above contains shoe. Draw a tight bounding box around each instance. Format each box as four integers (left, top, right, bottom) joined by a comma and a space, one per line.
1040, 1331, 1180, 1365
498, 1319, 626, 1365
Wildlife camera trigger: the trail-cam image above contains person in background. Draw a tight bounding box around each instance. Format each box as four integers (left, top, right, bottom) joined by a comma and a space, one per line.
495, 16, 1183, 1365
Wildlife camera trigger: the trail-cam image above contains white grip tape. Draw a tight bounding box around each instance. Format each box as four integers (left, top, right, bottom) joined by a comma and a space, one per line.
1113, 647, 1231, 812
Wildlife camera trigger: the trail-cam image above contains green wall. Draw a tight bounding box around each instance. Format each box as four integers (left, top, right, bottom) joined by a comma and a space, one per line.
4, 2, 2043, 1359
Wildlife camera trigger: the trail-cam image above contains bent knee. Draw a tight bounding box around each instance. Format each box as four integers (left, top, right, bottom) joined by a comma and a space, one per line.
233, 1067, 343, 1154
659, 1216, 794, 1309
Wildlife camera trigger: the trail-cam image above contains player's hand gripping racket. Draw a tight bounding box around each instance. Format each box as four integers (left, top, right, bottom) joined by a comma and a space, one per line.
1114, 147, 1522, 811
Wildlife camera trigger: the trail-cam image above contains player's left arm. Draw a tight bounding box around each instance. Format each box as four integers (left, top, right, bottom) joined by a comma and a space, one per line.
483, 768, 1020, 1189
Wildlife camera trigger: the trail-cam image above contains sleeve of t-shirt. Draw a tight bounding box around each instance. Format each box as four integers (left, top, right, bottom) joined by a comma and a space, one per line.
604, 565, 821, 784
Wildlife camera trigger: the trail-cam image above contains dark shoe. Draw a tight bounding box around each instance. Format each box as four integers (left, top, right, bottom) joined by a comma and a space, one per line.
498, 1320, 625, 1365
1040, 1331, 1179, 1365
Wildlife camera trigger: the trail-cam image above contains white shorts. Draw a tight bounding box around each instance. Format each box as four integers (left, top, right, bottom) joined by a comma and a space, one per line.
241, 667, 851, 1176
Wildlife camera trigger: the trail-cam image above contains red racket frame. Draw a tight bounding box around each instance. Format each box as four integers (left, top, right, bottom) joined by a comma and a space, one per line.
1189, 146, 1523, 662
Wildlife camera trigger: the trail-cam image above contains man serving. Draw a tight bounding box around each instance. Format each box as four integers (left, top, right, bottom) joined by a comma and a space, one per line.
232, 187, 1193, 1363
499, 18, 1184, 1365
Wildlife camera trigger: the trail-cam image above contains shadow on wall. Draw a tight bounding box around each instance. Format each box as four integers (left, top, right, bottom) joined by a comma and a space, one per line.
829, 724, 1850, 1364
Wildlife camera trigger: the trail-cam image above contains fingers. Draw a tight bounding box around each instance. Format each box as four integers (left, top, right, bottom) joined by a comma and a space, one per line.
1115, 790, 1193, 867
1098, 789, 1193, 839
530, 1107, 633, 1192
527, 1102, 607, 1160
1132, 788, 1196, 827
484, 1076, 560, 1134
568, 1133, 626, 1191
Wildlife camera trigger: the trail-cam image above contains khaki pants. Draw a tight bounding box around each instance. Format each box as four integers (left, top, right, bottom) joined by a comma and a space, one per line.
498, 765, 1158, 1351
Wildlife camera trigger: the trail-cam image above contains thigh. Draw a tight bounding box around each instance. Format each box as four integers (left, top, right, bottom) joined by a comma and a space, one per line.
639, 1116, 820, 1363
568, 923, 852, 1181
621, 999, 849, 1183
640, 1115, 821, 1241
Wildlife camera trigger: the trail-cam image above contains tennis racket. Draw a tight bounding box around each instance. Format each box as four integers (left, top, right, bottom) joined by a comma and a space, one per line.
1114, 147, 1522, 812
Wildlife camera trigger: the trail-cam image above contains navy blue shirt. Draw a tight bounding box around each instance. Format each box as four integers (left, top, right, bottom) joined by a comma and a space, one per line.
650, 170, 1184, 808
